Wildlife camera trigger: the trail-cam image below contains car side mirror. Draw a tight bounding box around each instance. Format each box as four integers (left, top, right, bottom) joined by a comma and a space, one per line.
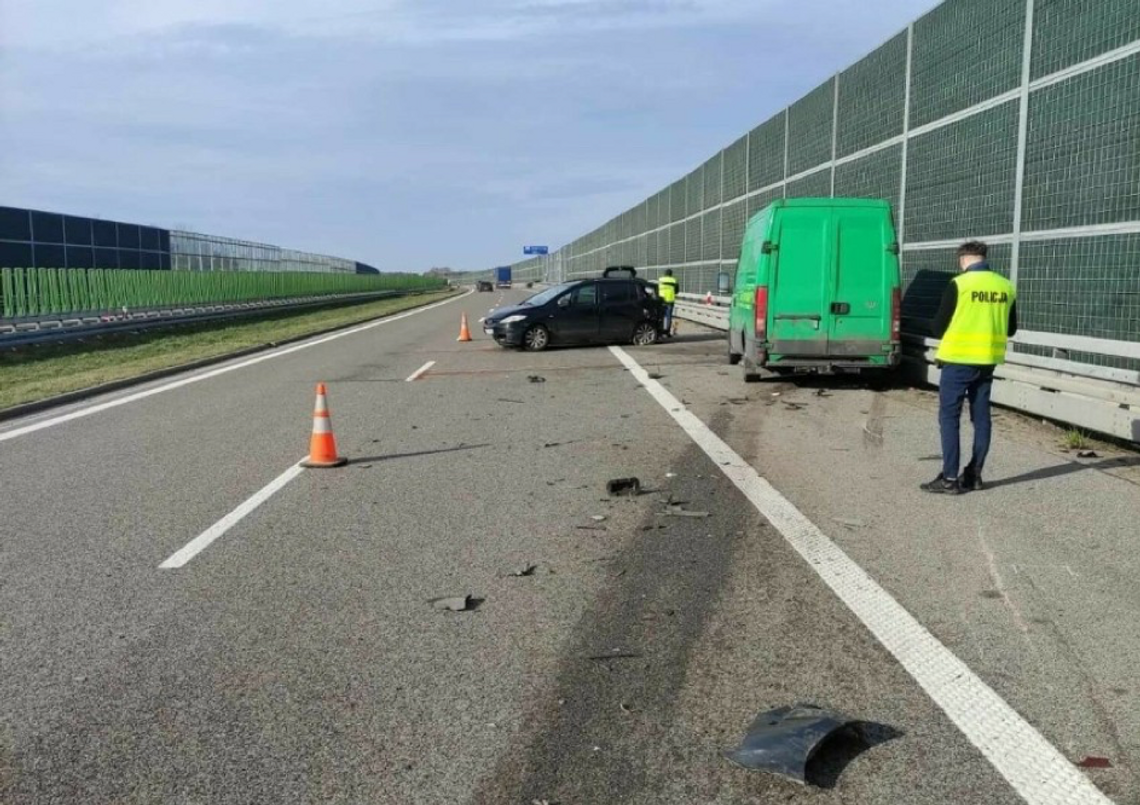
887, 242, 900, 255
761, 240, 777, 255
716, 271, 732, 295
557, 295, 571, 308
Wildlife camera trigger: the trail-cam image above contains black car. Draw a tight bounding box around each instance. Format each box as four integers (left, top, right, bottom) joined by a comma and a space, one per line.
476, 280, 494, 292
484, 277, 664, 351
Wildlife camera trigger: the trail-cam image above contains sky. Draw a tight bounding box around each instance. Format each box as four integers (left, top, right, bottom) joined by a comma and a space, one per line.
0, 0, 940, 272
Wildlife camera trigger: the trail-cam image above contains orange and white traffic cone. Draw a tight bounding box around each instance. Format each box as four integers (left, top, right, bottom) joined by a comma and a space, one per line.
457, 312, 473, 342
301, 382, 347, 468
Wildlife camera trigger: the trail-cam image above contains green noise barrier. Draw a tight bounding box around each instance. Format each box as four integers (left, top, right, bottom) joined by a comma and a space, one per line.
0, 267, 445, 320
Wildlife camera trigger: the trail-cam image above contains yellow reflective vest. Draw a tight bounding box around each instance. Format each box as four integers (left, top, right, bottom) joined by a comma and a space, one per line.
658, 275, 678, 303
935, 270, 1016, 365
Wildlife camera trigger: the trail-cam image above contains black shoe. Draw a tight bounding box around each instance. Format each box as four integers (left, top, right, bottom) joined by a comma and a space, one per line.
961, 465, 984, 491
920, 474, 961, 495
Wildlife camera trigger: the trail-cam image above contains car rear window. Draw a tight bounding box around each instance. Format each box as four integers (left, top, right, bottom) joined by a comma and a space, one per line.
601, 282, 632, 303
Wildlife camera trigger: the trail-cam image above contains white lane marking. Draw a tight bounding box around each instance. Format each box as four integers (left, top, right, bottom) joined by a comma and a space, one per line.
159, 458, 306, 569
609, 346, 1111, 805
0, 291, 471, 444
406, 360, 436, 382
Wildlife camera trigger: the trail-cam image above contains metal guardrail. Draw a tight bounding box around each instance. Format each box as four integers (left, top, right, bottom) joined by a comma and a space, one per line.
0, 288, 434, 348
672, 293, 1139, 442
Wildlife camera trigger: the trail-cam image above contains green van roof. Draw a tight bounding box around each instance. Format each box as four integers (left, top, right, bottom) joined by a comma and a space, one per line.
770, 197, 890, 209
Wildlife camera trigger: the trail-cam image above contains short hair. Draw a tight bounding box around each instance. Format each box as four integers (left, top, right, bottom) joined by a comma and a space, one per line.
664, 268, 673, 276
957, 240, 988, 258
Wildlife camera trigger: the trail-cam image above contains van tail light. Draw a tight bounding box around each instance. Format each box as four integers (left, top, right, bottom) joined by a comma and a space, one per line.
890, 287, 901, 341
755, 286, 769, 340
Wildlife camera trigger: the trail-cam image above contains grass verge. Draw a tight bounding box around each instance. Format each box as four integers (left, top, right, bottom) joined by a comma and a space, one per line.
0, 290, 456, 410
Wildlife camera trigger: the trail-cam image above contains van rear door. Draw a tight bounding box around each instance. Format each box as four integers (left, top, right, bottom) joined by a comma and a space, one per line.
829, 206, 896, 352
769, 206, 832, 357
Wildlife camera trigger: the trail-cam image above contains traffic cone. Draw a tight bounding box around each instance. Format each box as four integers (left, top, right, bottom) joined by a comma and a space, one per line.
457, 312, 473, 342
301, 383, 347, 468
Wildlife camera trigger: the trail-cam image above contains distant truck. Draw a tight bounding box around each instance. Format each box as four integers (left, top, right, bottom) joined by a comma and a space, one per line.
495, 267, 513, 288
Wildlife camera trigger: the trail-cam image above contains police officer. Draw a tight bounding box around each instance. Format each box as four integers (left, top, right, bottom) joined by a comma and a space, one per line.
658, 269, 679, 337
922, 241, 1018, 494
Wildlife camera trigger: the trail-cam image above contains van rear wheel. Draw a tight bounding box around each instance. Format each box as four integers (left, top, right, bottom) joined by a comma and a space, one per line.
741, 355, 762, 383
727, 331, 742, 365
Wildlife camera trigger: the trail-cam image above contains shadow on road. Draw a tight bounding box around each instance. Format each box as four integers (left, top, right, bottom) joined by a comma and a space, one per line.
987, 455, 1140, 490
806, 721, 906, 789
348, 444, 491, 464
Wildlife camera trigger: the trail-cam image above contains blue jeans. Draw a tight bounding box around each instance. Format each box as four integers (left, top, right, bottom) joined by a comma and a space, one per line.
662, 303, 674, 334
938, 364, 995, 480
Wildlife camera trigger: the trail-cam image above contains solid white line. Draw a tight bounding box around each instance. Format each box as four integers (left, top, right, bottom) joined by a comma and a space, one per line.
405, 360, 436, 382
159, 458, 306, 569
609, 345, 1112, 805
0, 291, 470, 444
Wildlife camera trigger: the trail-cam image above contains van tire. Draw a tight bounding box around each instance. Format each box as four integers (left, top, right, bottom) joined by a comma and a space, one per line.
741, 355, 763, 383
727, 331, 742, 365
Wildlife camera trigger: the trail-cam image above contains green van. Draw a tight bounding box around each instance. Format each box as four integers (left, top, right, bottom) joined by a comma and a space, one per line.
725, 198, 901, 381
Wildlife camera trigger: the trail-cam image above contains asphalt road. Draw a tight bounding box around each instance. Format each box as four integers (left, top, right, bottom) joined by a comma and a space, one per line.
1, 287, 1137, 804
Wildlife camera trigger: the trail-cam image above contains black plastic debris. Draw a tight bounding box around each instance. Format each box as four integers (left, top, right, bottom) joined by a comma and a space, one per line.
527, 375, 546, 383
606, 478, 642, 497
648, 372, 664, 380
724, 704, 858, 785
1077, 450, 1099, 458
661, 504, 710, 518
508, 564, 538, 577
428, 595, 480, 612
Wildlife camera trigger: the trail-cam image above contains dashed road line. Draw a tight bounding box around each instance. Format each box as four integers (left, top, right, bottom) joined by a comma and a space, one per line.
610, 345, 1112, 805
159, 458, 306, 569
0, 291, 471, 444
406, 360, 436, 382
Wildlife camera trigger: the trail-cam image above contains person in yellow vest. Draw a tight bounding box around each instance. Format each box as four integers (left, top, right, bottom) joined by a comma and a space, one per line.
921, 241, 1018, 494
658, 269, 679, 337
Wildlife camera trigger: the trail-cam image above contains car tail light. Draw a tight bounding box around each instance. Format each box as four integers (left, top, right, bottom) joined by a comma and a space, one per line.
890, 287, 901, 341
754, 286, 769, 340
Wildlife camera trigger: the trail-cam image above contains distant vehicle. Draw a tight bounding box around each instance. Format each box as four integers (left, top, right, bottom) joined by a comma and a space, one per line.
726, 198, 901, 380
476, 280, 494, 292
495, 266, 513, 288
484, 277, 664, 351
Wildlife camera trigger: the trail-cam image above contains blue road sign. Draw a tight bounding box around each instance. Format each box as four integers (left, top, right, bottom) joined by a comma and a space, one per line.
523, 245, 549, 255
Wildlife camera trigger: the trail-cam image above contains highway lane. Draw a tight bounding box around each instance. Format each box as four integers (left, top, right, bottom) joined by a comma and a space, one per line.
1, 287, 1136, 803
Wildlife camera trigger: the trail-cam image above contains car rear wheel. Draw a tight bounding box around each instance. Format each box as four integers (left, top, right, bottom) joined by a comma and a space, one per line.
631, 321, 658, 346
522, 324, 550, 351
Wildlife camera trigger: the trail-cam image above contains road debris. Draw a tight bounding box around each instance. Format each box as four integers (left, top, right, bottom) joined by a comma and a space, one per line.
591, 515, 608, 522
665, 472, 677, 478
1076, 756, 1112, 769
831, 517, 866, 529
648, 372, 664, 380
496, 398, 526, 404
814, 389, 832, 397
508, 564, 538, 577
576, 525, 607, 531
585, 649, 642, 661
784, 402, 807, 411
428, 595, 481, 612
619, 702, 635, 714
1077, 450, 1099, 458
527, 375, 546, 383
661, 503, 710, 518
606, 477, 642, 497
724, 704, 864, 786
